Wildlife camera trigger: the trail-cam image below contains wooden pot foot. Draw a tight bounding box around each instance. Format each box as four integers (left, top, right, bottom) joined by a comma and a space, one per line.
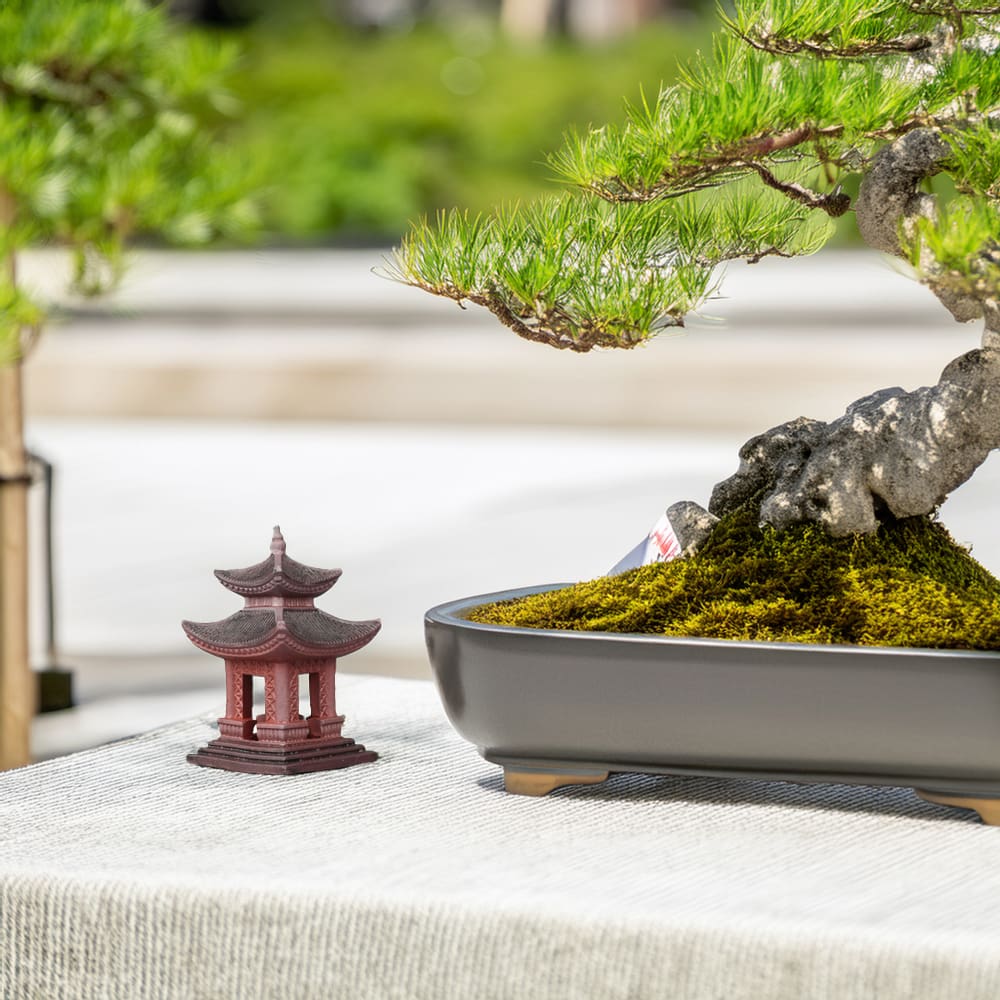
917, 789, 1000, 826
503, 766, 610, 797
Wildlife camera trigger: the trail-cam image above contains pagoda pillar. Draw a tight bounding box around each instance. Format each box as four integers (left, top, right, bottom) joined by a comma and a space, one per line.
219, 663, 254, 739
308, 659, 344, 739
257, 662, 309, 743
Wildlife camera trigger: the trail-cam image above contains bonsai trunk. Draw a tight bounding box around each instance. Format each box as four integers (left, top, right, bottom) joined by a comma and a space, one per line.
0, 360, 31, 769
674, 130, 1000, 546
704, 335, 1000, 535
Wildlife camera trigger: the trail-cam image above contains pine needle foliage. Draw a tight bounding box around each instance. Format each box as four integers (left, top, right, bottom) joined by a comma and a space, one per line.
0, 0, 258, 363
906, 196, 1000, 299
393, 0, 1000, 351
553, 41, 922, 198
388, 182, 833, 350
721, 0, 1000, 58
941, 124, 1000, 198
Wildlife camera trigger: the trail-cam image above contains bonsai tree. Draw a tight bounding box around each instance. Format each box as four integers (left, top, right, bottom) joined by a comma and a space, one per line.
0, 0, 256, 768
390, 1, 1000, 644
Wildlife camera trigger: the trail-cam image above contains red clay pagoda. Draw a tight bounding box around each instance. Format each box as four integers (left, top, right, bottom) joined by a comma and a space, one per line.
183, 527, 379, 775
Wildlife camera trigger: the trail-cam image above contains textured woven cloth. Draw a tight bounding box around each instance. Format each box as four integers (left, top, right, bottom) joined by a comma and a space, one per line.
3, 674, 1000, 999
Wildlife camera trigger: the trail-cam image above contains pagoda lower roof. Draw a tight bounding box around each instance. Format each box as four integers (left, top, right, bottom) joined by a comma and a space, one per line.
182, 608, 380, 657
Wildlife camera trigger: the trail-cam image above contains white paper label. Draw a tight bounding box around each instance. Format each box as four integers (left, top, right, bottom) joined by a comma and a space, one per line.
642, 512, 682, 563
607, 510, 683, 576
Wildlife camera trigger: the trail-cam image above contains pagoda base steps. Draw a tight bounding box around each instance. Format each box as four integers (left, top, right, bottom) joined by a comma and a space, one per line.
188, 734, 377, 775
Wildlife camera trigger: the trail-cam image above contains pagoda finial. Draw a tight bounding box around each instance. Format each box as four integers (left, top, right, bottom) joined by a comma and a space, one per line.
271, 525, 286, 568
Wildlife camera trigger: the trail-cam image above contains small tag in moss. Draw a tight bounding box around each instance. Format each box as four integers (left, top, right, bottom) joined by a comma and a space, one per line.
608, 511, 681, 576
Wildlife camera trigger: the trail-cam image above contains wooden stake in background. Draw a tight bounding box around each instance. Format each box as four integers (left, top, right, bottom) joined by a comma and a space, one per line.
0, 182, 33, 769
0, 360, 32, 769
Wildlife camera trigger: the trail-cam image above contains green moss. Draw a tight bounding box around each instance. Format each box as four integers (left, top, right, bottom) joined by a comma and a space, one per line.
467, 509, 1000, 651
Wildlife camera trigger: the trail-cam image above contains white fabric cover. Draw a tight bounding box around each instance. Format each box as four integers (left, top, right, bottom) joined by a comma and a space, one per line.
3, 674, 1000, 999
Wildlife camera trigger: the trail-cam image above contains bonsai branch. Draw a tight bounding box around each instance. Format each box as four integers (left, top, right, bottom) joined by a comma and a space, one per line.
904, 2, 1000, 17
478, 294, 662, 352
402, 279, 662, 352
735, 124, 846, 157
585, 125, 844, 202
584, 177, 725, 201
590, 121, 930, 207
738, 160, 851, 217
733, 30, 934, 59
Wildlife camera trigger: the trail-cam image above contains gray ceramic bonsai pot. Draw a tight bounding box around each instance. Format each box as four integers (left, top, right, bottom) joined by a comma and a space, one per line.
425, 584, 1000, 823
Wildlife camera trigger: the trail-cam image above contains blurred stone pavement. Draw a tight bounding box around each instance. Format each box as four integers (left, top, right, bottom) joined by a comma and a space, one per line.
21, 247, 988, 429
19, 248, 1000, 758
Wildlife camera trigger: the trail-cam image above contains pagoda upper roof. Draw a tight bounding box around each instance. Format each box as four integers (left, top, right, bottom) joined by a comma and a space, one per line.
182, 607, 381, 658
214, 526, 342, 597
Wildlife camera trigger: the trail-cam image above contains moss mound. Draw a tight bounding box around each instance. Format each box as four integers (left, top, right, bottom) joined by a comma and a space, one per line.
467, 509, 1000, 650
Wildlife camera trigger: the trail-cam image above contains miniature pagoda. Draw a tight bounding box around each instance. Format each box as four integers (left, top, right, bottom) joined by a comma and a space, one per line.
183, 527, 380, 775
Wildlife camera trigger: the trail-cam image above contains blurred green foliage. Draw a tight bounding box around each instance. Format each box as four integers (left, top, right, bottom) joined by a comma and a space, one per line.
0, 0, 257, 361
222, 15, 709, 240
